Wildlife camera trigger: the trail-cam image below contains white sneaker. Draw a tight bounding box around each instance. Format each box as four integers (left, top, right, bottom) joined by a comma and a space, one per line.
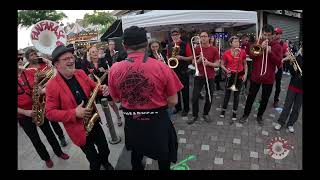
288, 126, 294, 133
274, 123, 282, 130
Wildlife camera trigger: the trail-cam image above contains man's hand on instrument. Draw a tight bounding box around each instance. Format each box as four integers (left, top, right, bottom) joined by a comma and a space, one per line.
37, 85, 46, 95
261, 40, 269, 49
99, 67, 107, 73
76, 101, 92, 119
100, 85, 109, 96
23, 110, 36, 118
176, 55, 184, 61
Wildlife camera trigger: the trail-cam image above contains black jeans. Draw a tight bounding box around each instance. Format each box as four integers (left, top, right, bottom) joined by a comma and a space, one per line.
243, 80, 273, 117
18, 117, 63, 161
192, 77, 215, 117
175, 71, 190, 113
244, 60, 253, 89
50, 121, 65, 139
274, 68, 283, 102
278, 89, 302, 127
283, 61, 290, 73
80, 122, 111, 170
131, 149, 170, 170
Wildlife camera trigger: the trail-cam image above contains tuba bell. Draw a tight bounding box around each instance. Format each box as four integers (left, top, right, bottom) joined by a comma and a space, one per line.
29, 20, 66, 126
168, 43, 179, 68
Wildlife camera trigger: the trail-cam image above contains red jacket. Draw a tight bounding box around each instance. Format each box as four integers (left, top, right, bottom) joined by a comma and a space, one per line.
249, 40, 282, 84
45, 69, 97, 147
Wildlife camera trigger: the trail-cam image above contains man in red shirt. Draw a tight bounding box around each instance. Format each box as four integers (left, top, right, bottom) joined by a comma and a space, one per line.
45, 45, 113, 170
17, 49, 69, 168
189, 31, 220, 124
167, 28, 193, 116
239, 24, 283, 126
220, 36, 248, 122
108, 26, 183, 170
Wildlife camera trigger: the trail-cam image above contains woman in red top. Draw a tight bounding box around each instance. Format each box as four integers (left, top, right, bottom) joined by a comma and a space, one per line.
220, 36, 248, 122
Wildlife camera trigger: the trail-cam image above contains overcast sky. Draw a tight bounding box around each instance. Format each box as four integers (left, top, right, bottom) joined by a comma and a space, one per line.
18, 10, 112, 49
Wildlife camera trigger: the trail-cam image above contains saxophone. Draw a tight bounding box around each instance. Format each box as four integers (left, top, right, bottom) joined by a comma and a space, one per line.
84, 70, 108, 135
32, 65, 54, 126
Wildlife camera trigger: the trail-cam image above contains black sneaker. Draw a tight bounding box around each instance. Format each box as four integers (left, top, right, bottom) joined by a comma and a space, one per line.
187, 117, 197, 124
59, 137, 68, 147
103, 162, 114, 170
181, 111, 188, 117
273, 101, 279, 108
203, 115, 212, 123
257, 116, 264, 126
220, 110, 225, 118
239, 114, 249, 124
232, 113, 237, 121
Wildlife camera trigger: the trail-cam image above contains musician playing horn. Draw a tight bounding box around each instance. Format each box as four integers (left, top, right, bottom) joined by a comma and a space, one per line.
17, 48, 69, 168
148, 39, 167, 64
274, 47, 302, 133
239, 24, 283, 126
167, 28, 193, 117
189, 31, 220, 125
45, 45, 113, 170
220, 36, 248, 122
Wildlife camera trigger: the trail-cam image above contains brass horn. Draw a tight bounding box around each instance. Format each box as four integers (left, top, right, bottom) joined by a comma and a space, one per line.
168, 43, 179, 69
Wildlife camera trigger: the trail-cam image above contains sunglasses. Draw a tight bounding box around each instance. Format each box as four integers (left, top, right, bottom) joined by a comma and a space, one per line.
17, 57, 23, 62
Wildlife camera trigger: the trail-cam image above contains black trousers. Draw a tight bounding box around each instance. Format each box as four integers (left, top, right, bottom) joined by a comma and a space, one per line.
131, 149, 170, 170
192, 76, 214, 117
80, 122, 111, 170
283, 61, 290, 72
18, 117, 63, 161
243, 80, 273, 117
222, 79, 243, 112
278, 89, 302, 127
49, 121, 65, 139
274, 68, 283, 102
244, 60, 253, 89
175, 71, 190, 113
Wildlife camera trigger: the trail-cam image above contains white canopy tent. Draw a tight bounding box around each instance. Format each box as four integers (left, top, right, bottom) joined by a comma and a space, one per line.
121, 10, 258, 33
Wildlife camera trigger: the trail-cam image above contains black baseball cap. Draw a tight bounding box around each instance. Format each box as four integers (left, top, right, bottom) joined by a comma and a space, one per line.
171, 28, 180, 35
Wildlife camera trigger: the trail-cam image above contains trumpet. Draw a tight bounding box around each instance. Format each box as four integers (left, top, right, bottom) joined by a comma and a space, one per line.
155, 51, 166, 64
287, 49, 302, 76
190, 35, 211, 103
167, 43, 179, 68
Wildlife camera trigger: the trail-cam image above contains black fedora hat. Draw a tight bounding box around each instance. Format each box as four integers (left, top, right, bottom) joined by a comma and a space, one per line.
52, 45, 74, 64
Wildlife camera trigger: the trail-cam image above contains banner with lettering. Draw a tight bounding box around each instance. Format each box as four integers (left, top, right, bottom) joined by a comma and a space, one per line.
30, 20, 66, 55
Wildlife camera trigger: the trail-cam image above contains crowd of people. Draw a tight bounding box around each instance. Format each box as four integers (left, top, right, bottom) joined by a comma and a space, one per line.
17, 24, 302, 170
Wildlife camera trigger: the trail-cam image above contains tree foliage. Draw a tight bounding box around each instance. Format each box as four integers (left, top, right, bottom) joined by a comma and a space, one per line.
18, 10, 67, 28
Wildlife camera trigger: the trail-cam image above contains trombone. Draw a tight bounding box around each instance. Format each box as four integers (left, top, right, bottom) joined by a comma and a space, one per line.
191, 35, 211, 103
250, 27, 269, 76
